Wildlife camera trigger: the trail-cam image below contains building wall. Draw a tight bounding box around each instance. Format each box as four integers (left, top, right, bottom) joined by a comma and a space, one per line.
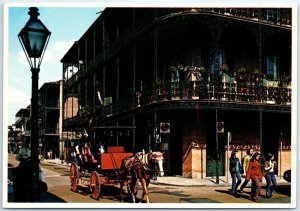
178, 109, 290, 178
277, 147, 291, 177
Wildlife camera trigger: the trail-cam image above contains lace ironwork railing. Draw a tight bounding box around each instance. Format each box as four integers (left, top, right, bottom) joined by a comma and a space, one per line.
103, 72, 291, 116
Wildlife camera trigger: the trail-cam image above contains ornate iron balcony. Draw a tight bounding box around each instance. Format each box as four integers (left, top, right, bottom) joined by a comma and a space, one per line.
104, 71, 291, 117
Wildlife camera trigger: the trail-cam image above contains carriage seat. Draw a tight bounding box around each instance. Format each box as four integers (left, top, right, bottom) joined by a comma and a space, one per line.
81, 146, 98, 164
107, 146, 124, 153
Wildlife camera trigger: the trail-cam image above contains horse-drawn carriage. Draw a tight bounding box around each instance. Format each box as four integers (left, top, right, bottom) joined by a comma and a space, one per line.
69, 145, 164, 203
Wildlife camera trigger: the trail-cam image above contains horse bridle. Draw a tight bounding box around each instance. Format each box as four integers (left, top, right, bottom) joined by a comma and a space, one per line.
150, 156, 164, 175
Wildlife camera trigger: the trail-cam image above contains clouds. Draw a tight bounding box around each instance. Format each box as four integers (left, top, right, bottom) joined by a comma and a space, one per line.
7, 86, 29, 106
16, 39, 76, 67
43, 39, 76, 65
6, 86, 30, 126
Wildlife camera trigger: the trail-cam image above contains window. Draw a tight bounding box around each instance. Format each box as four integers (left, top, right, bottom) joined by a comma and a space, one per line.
210, 48, 224, 72
267, 55, 278, 80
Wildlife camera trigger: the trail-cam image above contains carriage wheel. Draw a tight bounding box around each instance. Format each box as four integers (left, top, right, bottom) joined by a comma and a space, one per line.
90, 171, 101, 200
70, 162, 79, 192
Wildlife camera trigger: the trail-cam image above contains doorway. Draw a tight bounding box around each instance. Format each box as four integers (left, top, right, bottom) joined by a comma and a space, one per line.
206, 110, 225, 177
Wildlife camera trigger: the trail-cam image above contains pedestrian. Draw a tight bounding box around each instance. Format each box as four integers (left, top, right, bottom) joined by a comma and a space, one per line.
264, 153, 277, 199
246, 152, 263, 202
49, 150, 53, 159
229, 150, 242, 196
13, 148, 47, 202
240, 147, 254, 192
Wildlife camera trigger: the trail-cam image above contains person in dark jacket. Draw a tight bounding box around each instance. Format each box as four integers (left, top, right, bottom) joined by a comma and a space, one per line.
246, 152, 263, 202
13, 148, 47, 202
13, 148, 32, 202
229, 150, 242, 196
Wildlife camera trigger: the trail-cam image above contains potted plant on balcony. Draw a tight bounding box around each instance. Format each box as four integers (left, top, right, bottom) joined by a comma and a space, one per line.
218, 64, 229, 75
185, 66, 206, 100
169, 65, 182, 100
186, 66, 206, 80
235, 67, 247, 81
252, 68, 261, 78
169, 65, 206, 100
280, 75, 291, 88
218, 64, 234, 84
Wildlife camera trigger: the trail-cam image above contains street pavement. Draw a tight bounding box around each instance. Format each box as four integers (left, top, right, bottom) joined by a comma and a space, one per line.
6, 153, 291, 206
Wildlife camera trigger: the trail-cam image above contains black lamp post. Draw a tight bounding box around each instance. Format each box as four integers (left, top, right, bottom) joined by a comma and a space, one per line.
18, 7, 50, 200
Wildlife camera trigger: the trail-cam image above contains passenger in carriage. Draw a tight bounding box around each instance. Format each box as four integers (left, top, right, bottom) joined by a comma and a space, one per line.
75, 145, 84, 166
99, 144, 105, 154
82, 142, 98, 164
71, 147, 78, 165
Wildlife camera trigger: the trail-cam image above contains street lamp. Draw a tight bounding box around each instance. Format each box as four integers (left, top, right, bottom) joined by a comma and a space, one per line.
18, 7, 51, 200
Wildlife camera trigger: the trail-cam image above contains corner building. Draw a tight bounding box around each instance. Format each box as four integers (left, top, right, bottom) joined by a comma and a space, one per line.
61, 8, 292, 178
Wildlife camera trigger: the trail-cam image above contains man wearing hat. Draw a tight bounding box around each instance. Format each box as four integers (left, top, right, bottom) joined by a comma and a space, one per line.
15, 148, 31, 161
13, 148, 47, 202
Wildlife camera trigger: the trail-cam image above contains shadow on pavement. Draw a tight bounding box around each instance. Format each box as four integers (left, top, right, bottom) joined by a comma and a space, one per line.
37, 192, 66, 202
275, 184, 291, 196
180, 198, 220, 203
75, 185, 123, 202
8, 192, 66, 203
215, 189, 251, 200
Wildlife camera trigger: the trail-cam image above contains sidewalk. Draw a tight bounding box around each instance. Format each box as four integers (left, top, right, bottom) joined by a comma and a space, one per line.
43, 157, 289, 187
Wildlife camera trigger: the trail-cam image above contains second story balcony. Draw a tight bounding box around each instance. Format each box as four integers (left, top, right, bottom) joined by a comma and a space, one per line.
103, 66, 291, 118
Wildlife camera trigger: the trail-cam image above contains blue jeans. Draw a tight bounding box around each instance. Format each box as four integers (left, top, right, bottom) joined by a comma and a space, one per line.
265, 172, 277, 198
230, 172, 241, 194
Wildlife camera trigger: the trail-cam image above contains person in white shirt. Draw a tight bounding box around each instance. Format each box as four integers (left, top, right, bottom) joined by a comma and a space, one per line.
264, 153, 277, 199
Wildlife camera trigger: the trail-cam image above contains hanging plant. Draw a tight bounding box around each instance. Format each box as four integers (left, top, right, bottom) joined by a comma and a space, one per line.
169, 66, 178, 72
237, 67, 247, 73
253, 68, 261, 74
169, 65, 206, 82
280, 75, 292, 88
218, 64, 229, 73
187, 66, 206, 74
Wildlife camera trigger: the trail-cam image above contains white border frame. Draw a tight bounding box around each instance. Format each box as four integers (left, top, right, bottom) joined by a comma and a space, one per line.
2, 1, 297, 209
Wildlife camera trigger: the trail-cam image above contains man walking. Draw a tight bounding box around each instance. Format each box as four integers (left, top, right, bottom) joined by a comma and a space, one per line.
240, 147, 254, 192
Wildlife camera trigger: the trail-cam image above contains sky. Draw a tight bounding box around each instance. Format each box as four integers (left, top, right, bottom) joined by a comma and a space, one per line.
5, 6, 103, 125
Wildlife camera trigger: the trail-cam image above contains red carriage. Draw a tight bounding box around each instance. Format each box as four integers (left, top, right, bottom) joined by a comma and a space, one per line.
69, 145, 165, 203
69, 145, 133, 200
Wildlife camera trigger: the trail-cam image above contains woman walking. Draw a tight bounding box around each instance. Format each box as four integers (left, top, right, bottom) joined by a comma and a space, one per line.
229, 151, 242, 196
264, 153, 277, 199
240, 147, 254, 192
246, 152, 263, 202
